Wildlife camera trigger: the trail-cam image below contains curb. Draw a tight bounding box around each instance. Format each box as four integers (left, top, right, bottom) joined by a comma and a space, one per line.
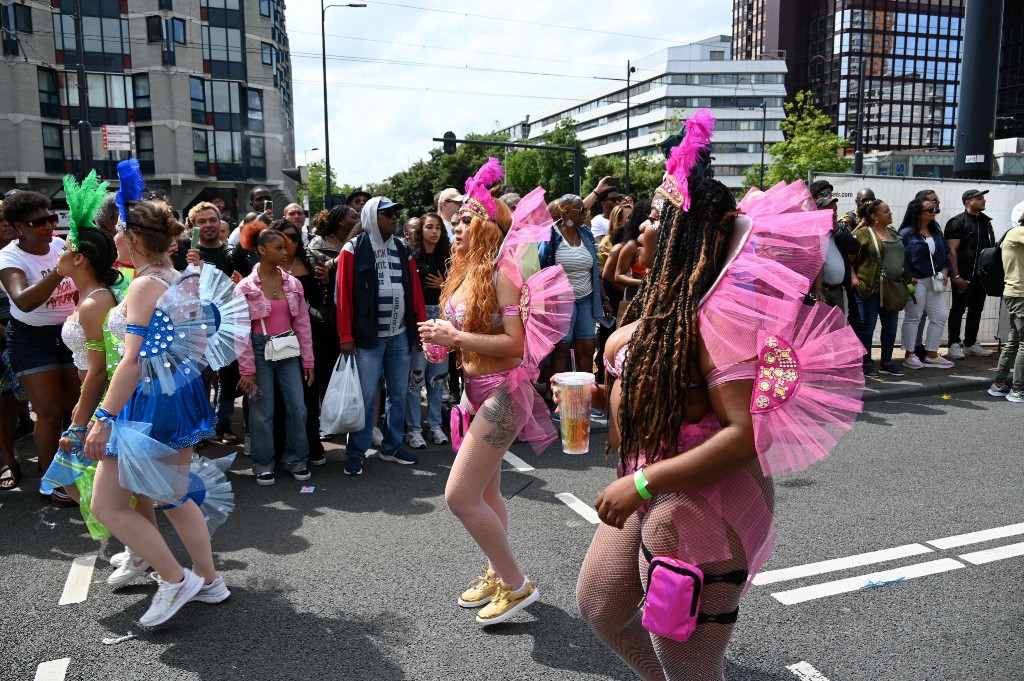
862, 374, 993, 403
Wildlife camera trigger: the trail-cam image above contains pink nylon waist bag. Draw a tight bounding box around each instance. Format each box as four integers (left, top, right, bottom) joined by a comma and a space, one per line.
641, 544, 704, 643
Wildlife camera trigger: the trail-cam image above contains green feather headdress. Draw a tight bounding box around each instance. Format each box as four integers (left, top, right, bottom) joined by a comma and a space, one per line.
62, 171, 110, 250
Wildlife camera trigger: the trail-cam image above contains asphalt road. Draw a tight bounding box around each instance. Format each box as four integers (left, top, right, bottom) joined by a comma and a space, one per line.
2, 387, 1022, 680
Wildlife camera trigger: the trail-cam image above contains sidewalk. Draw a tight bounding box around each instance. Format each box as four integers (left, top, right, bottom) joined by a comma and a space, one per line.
862, 352, 997, 402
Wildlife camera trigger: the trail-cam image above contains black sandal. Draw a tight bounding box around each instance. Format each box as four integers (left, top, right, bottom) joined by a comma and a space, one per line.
0, 464, 19, 491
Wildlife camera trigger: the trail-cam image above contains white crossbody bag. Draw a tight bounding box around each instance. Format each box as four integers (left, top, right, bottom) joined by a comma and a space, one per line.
260, 317, 301, 361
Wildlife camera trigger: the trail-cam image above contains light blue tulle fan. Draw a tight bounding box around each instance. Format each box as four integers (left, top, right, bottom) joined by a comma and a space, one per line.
137, 271, 214, 395
198, 266, 250, 371
112, 420, 190, 506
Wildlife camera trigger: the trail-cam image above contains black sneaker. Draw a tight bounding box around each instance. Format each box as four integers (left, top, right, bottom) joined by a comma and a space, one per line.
44, 488, 79, 508
217, 428, 239, 444
319, 432, 334, 442
291, 467, 312, 481
308, 452, 327, 466
255, 472, 276, 486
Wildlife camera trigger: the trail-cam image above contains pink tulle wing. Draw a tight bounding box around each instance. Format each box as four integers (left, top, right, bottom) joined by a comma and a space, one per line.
739, 181, 831, 283
699, 248, 809, 368
497, 186, 552, 286
750, 303, 865, 476
738, 180, 816, 216
519, 265, 574, 368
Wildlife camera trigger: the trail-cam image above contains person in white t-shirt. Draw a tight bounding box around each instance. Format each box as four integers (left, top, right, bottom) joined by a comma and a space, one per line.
0, 191, 80, 506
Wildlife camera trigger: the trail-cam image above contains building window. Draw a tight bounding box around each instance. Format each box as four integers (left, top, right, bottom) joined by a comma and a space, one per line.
247, 89, 264, 132
260, 0, 270, 16
159, 0, 173, 8
37, 68, 60, 118
2, 3, 33, 55
171, 18, 185, 44
248, 136, 266, 180
201, 25, 244, 79
146, 16, 162, 42
201, 0, 240, 8
133, 74, 151, 120
710, 51, 725, 61
136, 127, 155, 164
193, 129, 210, 175
42, 123, 64, 173
54, 12, 131, 70
190, 76, 207, 124
261, 42, 273, 65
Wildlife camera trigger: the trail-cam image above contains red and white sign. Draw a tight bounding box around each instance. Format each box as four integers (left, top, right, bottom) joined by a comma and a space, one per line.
102, 124, 132, 151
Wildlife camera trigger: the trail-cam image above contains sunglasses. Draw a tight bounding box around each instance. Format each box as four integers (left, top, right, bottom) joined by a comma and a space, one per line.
378, 209, 399, 219
922, 208, 935, 214
606, 196, 622, 203
22, 213, 59, 228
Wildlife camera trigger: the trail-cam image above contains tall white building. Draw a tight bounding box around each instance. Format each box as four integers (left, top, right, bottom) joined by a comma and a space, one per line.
498, 36, 787, 193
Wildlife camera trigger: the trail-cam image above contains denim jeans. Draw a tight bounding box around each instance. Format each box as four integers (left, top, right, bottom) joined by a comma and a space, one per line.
855, 290, 900, 364
248, 333, 309, 474
348, 332, 411, 460
995, 297, 1024, 389
405, 305, 447, 432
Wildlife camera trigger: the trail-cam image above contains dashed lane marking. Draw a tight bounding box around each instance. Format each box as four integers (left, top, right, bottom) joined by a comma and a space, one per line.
59, 554, 97, 605
34, 658, 70, 681
503, 451, 535, 472
787, 661, 831, 681
770, 558, 965, 605
555, 493, 600, 524
927, 521, 1024, 550
959, 540, 1024, 565
753, 543, 934, 586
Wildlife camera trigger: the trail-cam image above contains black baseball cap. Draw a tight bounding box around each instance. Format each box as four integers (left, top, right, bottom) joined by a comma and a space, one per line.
961, 189, 989, 203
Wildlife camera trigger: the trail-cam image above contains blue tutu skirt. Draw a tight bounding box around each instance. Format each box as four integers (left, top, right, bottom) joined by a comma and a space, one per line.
109, 378, 215, 453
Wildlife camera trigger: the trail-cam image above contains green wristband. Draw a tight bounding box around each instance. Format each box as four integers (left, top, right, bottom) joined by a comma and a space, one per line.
633, 468, 653, 500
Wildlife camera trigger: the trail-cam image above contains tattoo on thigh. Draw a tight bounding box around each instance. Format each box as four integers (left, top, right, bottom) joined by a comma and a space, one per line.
480, 389, 517, 447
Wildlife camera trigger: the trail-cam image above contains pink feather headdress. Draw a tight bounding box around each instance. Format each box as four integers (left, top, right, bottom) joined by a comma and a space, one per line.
659, 108, 716, 212
462, 157, 505, 224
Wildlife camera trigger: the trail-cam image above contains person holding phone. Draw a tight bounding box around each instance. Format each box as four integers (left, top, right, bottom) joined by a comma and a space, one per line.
586, 177, 621, 240
236, 228, 315, 486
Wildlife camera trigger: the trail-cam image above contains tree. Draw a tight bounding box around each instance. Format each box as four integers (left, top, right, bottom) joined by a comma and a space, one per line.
297, 160, 351, 214
741, 90, 852, 195
505, 118, 585, 198
582, 153, 665, 201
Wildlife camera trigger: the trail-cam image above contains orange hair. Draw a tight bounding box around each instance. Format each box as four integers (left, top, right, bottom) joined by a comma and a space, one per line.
239, 217, 269, 251
440, 199, 513, 366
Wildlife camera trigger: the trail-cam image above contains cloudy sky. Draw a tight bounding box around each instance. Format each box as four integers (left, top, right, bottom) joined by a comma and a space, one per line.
284, 0, 732, 187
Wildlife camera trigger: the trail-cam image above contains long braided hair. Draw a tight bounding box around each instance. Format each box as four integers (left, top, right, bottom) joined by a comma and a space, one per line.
617, 177, 739, 469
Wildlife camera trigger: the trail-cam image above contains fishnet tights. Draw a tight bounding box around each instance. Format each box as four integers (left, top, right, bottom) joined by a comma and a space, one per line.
445, 386, 526, 588
577, 460, 775, 681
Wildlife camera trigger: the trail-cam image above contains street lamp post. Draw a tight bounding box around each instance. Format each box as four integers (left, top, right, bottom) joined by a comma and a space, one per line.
304, 147, 319, 166
854, 55, 866, 174
624, 61, 636, 194
759, 100, 767, 188
321, 3, 366, 209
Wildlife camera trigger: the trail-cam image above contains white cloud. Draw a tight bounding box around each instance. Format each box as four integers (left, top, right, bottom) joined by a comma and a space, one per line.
285, 0, 731, 187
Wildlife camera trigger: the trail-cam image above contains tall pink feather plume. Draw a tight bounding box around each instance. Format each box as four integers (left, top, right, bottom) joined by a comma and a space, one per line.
464, 156, 505, 220
666, 108, 716, 212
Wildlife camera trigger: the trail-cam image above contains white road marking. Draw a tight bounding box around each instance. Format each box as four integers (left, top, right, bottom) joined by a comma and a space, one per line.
753, 543, 934, 586
59, 554, 97, 605
503, 451, 535, 472
958, 540, 1024, 565
927, 522, 1024, 550
770, 558, 965, 605
34, 658, 71, 681
787, 661, 831, 681
555, 493, 600, 524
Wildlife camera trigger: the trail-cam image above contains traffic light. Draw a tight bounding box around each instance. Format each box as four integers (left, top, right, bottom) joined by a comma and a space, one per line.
282, 166, 309, 185
442, 131, 457, 155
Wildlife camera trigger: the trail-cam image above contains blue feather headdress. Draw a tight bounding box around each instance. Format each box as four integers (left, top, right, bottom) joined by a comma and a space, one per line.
115, 159, 144, 226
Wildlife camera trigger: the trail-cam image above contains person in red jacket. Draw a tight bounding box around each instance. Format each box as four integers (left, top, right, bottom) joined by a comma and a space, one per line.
336, 197, 426, 476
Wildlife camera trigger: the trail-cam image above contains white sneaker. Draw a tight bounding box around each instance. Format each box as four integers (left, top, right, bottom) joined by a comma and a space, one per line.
139, 569, 204, 627
965, 343, 993, 357
109, 548, 131, 568
405, 430, 427, 449
428, 426, 449, 445
988, 383, 1011, 397
190, 575, 231, 604
923, 355, 955, 368
947, 343, 966, 359
371, 427, 383, 447
903, 355, 925, 370
107, 550, 150, 587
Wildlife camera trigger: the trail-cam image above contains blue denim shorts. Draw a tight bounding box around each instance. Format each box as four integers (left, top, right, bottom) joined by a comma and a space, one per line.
6, 320, 75, 377
561, 296, 598, 343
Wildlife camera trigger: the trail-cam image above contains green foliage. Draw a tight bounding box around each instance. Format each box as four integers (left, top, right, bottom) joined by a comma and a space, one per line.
581, 154, 664, 202
505, 119, 586, 198
741, 91, 852, 196
298, 159, 338, 212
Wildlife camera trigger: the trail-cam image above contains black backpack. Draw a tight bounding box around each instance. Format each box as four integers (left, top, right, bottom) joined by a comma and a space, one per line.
976, 232, 1008, 297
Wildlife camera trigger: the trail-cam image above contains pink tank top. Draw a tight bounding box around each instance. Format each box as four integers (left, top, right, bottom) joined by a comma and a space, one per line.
258, 298, 292, 336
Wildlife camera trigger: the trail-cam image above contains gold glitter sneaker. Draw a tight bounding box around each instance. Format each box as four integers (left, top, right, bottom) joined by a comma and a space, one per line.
476, 579, 539, 626
458, 567, 499, 608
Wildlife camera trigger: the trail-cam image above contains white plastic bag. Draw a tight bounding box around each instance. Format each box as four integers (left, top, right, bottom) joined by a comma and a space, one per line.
320, 355, 365, 434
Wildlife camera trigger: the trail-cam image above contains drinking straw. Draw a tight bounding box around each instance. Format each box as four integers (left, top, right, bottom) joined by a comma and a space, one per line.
570, 349, 577, 373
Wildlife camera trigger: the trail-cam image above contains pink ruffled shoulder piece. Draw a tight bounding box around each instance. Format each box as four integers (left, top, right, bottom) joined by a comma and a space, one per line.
700, 182, 864, 476
497, 187, 575, 369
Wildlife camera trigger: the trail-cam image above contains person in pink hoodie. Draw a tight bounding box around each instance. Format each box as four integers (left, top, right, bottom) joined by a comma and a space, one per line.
236, 228, 315, 486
